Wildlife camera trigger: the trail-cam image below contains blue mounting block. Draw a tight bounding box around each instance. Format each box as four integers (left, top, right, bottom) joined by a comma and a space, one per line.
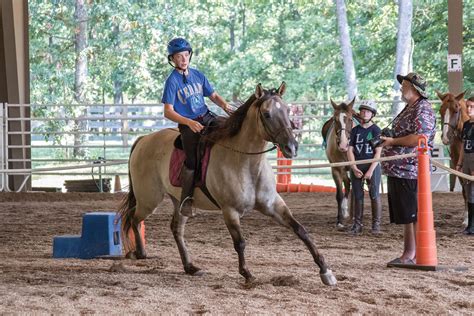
52, 212, 122, 259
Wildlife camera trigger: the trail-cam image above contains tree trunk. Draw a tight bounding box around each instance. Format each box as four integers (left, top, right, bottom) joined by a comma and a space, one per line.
240, 1, 246, 50
335, 0, 358, 100
73, 0, 88, 157
230, 12, 235, 52
392, 0, 413, 115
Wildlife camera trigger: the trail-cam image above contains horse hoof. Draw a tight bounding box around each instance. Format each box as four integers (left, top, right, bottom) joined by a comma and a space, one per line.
125, 251, 137, 259
336, 223, 345, 230
185, 264, 204, 276
125, 251, 147, 260
320, 269, 337, 286
245, 276, 256, 284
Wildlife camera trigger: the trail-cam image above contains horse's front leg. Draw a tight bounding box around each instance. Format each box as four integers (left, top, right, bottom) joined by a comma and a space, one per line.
257, 197, 337, 286
342, 169, 351, 219
222, 207, 254, 283
331, 168, 346, 228
169, 196, 203, 276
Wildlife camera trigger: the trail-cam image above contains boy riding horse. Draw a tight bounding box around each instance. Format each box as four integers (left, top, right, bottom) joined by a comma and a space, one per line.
162, 38, 232, 217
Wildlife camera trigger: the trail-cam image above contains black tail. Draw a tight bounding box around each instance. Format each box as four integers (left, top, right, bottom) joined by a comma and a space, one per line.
117, 136, 144, 251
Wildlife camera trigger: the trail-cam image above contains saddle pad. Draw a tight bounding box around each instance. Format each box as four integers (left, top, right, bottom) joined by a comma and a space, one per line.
169, 147, 211, 187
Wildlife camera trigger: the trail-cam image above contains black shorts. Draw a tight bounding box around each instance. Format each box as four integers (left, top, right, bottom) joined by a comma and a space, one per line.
387, 176, 418, 224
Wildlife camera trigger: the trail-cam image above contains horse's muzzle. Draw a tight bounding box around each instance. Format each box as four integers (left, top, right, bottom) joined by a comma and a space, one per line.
280, 140, 298, 158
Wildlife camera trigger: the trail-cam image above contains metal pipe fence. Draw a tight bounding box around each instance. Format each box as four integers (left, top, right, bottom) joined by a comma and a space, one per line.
1, 100, 452, 192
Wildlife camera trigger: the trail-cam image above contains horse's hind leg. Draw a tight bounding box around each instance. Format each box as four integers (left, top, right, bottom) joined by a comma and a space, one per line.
126, 201, 153, 259
258, 197, 337, 286
222, 207, 254, 283
128, 219, 146, 259
169, 195, 203, 276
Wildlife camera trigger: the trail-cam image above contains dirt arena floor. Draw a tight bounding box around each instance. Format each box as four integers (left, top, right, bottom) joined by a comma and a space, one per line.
0, 192, 472, 314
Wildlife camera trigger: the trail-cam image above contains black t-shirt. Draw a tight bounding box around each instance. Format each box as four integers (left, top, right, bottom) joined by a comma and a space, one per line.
462, 120, 474, 154
349, 124, 381, 160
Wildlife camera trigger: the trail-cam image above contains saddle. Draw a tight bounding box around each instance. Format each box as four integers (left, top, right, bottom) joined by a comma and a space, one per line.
169, 136, 212, 188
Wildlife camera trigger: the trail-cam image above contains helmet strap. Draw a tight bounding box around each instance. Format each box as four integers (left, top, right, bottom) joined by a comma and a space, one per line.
168, 52, 193, 83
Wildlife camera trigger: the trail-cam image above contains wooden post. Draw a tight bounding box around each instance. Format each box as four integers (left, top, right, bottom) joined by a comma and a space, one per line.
0, 0, 31, 191
447, 0, 463, 94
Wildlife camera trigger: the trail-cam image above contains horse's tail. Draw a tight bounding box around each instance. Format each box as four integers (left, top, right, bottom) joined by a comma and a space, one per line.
118, 135, 144, 251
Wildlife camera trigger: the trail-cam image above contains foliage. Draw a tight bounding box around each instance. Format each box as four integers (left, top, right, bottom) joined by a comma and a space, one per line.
29, 0, 473, 105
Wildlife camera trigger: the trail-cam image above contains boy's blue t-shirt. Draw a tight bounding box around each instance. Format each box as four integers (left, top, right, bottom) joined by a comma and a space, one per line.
161, 68, 214, 119
349, 124, 381, 160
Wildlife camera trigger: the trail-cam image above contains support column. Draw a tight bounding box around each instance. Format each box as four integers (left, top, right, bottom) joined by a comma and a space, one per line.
0, 0, 31, 191
447, 0, 463, 94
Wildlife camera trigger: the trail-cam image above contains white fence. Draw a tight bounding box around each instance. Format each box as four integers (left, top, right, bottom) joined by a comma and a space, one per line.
0, 100, 456, 192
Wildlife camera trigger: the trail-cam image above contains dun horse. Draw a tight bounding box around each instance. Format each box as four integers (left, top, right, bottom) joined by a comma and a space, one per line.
118, 82, 337, 286
437, 91, 469, 226
322, 98, 357, 228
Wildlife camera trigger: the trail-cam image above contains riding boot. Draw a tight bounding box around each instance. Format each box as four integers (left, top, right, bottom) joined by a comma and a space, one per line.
179, 166, 196, 217
349, 200, 364, 235
371, 196, 382, 234
463, 203, 474, 235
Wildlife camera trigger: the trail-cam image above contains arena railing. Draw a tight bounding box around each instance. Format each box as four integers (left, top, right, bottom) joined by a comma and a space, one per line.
0, 100, 454, 192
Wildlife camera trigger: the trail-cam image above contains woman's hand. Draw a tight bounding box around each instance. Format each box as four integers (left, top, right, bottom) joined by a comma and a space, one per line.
380, 136, 394, 146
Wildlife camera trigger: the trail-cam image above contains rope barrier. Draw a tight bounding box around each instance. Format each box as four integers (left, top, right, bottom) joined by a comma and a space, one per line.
431, 159, 474, 181
272, 153, 417, 169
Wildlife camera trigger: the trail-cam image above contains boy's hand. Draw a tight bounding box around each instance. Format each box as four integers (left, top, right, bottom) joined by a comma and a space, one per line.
187, 119, 204, 133
351, 166, 363, 178
363, 169, 373, 180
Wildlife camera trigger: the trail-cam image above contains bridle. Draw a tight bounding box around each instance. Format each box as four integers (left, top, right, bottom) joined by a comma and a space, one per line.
216, 91, 294, 155
334, 112, 354, 146
442, 104, 462, 141
257, 93, 294, 146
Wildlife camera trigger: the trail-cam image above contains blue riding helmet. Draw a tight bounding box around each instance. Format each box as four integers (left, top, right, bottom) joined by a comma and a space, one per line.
167, 38, 193, 59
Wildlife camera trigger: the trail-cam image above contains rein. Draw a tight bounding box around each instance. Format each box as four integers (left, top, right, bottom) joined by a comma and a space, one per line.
210, 92, 289, 156
215, 142, 277, 155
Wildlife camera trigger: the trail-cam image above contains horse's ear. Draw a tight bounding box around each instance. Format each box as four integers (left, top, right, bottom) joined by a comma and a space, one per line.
348, 97, 356, 109
255, 83, 265, 99
436, 90, 445, 100
455, 91, 466, 101
330, 99, 338, 110
277, 81, 287, 96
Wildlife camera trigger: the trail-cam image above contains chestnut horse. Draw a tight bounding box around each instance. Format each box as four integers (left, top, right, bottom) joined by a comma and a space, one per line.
322, 98, 358, 228
437, 91, 469, 226
118, 82, 337, 286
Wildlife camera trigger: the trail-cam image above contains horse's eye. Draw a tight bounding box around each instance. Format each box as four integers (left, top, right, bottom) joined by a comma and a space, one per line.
263, 112, 271, 119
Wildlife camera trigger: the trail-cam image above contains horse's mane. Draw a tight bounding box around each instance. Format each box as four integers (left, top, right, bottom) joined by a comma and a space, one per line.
204, 89, 277, 143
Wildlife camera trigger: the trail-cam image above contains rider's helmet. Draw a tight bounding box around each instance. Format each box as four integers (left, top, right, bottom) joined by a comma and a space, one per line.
359, 100, 377, 115
167, 38, 193, 61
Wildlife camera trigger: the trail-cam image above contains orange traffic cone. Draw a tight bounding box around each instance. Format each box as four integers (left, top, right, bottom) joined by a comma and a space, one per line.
415, 136, 438, 267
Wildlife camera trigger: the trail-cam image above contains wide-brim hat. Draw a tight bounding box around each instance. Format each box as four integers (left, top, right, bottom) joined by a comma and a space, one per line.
397, 72, 428, 98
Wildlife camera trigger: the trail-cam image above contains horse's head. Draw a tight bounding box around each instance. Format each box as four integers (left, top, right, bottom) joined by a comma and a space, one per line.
330, 98, 356, 153
254, 82, 298, 158
437, 90, 466, 145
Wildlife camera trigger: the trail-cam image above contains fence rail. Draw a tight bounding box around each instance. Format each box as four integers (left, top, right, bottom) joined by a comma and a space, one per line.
0, 100, 451, 192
